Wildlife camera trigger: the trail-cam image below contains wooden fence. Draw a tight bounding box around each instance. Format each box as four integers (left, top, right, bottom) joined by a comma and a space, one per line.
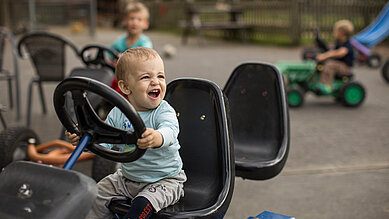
144, 0, 387, 45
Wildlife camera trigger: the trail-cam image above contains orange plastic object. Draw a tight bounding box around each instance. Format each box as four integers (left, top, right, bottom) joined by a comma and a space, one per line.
27, 140, 95, 166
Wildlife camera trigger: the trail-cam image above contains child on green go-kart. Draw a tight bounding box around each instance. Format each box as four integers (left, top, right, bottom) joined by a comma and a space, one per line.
277, 19, 366, 108
66, 47, 186, 219
315, 20, 355, 94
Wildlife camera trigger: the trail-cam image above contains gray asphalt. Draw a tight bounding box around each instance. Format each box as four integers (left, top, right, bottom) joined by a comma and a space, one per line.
1, 26, 389, 219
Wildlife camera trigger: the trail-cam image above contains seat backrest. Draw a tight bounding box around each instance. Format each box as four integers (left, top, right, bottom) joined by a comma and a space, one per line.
155, 78, 234, 218
0, 161, 96, 219
17, 32, 79, 81
224, 62, 290, 180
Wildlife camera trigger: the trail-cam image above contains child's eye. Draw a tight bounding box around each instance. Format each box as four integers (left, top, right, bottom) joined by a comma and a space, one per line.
158, 75, 165, 79
141, 76, 150, 80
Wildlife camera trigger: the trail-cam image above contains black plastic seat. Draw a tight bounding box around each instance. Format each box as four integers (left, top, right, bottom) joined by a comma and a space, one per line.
109, 78, 235, 218
0, 161, 96, 219
17, 31, 80, 127
224, 62, 290, 180
0, 27, 21, 120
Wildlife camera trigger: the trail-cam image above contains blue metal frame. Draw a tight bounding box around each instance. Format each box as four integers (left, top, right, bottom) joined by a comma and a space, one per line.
63, 134, 91, 170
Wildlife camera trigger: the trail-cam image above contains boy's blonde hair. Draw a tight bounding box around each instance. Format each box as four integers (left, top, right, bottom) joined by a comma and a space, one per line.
116, 47, 160, 81
124, 1, 149, 20
334, 20, 354, 38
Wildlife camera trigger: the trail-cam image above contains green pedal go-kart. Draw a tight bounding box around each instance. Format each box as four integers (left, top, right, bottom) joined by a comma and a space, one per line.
276, 60, 366, 108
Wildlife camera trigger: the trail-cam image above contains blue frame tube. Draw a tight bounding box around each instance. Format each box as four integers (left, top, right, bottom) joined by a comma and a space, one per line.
63, 134, 91, 170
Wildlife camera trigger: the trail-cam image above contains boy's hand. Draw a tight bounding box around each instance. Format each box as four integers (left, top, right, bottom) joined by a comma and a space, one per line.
137, 128, 163, 149
65, 131, 80, 146
316, 54, 326, 62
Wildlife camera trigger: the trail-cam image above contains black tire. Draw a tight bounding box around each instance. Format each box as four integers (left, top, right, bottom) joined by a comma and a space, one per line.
92, 156, 119, 182
339, 82, 366, 107
381, 60, 389, 83
367, 53, 381, 69
287, 87, 305, 108
0, 127, 40, 170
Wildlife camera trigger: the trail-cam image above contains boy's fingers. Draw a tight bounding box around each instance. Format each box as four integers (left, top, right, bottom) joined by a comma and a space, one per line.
141, 129, 153, 138
69, 134, 78, 140
138, 135, 152, 144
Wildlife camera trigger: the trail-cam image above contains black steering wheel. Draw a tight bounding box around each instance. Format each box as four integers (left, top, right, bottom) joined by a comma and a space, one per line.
80, 44, 119, 72
54, 76, 146, 162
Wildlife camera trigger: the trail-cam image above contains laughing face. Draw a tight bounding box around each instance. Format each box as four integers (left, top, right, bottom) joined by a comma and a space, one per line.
118, 56, 166, 111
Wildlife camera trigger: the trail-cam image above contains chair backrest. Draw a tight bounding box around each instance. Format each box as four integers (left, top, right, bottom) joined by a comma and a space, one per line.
224, 62, 290, 180
17, 32, 79, 81
157, 78, 234, 218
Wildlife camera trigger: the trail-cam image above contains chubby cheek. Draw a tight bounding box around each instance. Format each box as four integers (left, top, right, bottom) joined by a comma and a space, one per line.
160, 88, 166, 99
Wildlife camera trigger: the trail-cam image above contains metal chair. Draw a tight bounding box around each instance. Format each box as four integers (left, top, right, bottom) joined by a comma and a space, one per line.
17, 31, 79, 127
0, 27, 21, 120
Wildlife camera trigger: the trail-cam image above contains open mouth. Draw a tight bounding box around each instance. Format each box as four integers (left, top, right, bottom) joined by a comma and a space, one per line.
148, 89, 160, 99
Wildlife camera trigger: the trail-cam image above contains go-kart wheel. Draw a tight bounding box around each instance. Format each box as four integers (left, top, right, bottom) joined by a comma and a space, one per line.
54, 76, 146, 163
0, 127, 40, 170
287, 87, 305, 108
339, 82, 366, 107
92, 156, 119, 182
367, 53, 381, 69
80, 45, 119, 72
381, 60, 389, 83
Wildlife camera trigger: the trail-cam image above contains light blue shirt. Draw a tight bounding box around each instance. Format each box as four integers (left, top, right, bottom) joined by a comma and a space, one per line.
110, 34, 153, 53
102, 100, 182, 183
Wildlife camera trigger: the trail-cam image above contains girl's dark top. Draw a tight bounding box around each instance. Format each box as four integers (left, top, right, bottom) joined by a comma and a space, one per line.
334, 39, 354, 67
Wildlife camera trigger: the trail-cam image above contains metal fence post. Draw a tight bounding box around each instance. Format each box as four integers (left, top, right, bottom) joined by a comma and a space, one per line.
90, 0, 96, 37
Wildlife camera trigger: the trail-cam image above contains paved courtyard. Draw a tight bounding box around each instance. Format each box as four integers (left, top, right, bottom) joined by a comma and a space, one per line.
1, 26, 389, 218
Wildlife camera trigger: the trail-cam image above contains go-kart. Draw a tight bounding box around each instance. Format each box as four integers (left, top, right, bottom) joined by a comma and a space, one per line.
67, 44, 120, 120
0, 62, 290, 219
302, 29, 381, 69
277, 60, 366, 108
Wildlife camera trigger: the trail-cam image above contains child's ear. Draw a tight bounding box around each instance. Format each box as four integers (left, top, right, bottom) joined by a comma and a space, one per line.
118, 80, 131, 95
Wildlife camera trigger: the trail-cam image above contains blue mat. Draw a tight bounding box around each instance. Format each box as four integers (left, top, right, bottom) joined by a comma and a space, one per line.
248, 211, 295, 219
353, 2, 389, 48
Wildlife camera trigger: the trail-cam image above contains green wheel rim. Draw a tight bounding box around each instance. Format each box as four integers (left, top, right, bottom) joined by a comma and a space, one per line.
288, 91, 302, 106
344, 85, 363, 104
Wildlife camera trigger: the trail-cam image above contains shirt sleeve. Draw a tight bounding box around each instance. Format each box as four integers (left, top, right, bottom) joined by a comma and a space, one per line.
139, 35, 153, 48
155, 103, 179, 148
142, 40, 153, 49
